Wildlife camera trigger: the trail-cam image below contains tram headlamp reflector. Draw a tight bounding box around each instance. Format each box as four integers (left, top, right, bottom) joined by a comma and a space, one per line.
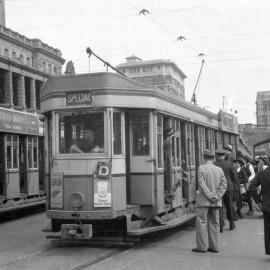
70, 192, 85, 208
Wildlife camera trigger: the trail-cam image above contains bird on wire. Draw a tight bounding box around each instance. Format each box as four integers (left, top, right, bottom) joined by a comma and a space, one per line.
139, 9, 150, 15
177, 36, 186, 41
198, 53, 206, 57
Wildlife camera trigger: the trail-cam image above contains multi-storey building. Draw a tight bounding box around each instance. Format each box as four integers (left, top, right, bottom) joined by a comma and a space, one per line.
239, 91, 270, 157
256, 91, 270, 125
0, 2, 65, 206
116, 55, 186, 100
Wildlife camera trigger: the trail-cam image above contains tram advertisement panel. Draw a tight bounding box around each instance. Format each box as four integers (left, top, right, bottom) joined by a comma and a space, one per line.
94, 162, 111, 208
0, 108, 39, 135
50, 172, 63, 209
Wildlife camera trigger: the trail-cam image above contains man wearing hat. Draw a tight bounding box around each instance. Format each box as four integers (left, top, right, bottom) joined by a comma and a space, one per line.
225, 144, 235, 163
250, 165, 270, 255
192, 149, 227, 253
215, 149, 237, 231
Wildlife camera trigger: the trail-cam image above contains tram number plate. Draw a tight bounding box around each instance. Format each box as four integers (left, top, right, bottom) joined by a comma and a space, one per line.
61, 224, 92, 240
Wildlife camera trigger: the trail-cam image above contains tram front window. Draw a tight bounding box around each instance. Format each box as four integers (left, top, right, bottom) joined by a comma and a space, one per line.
59, 112, 104, 154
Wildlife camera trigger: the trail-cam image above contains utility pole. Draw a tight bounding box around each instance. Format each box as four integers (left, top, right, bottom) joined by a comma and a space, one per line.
191, 59, 205, 105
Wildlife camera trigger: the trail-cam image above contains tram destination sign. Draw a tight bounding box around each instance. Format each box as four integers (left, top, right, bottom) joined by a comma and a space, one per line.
66, 91, 92, 106
0, 108, 39, 135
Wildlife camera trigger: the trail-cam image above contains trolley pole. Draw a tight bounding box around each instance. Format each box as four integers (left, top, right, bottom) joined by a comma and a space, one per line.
86, 47, 126, 77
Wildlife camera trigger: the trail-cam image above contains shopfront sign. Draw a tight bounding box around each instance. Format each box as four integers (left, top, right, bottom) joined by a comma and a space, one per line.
0, 108, 39, 135
66, 92, 92, 106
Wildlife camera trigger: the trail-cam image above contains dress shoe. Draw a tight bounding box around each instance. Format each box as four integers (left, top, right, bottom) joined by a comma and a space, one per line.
192, 248, 206, 253
230, 223, 235, 230
207, 248, 219, 253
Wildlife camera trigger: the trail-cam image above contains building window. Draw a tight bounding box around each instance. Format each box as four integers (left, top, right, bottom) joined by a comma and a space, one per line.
43, 62, 46, 71
53, 66, 57, 74
19, 54, 23, 63
12, 51, 16, 61
48, 64, 52, 73
26, 57, 30, 65
4, 48, 9, 58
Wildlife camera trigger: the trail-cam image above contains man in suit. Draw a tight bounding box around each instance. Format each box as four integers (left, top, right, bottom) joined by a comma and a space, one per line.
225, 144, 235, 163
250, 167, 270, 255
215, 149, 237, 231
192, 149, 227, 253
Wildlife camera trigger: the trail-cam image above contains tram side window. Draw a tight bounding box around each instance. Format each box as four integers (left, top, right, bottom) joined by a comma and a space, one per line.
6, 134, 19, 169
157, 114, 163, 168
113, 112, 122, 155
132, 112, 149, 156
59, 112, 104, 154
28, 136, 38, 169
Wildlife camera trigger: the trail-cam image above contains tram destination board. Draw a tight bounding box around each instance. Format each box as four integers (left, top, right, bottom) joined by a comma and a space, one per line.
66, 91, 92, 106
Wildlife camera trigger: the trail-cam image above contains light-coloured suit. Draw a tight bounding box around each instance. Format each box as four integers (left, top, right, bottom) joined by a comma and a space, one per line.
195, 161, 227, 251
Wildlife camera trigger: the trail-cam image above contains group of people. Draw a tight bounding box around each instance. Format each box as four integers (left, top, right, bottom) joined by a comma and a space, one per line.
192, 145, 270, 256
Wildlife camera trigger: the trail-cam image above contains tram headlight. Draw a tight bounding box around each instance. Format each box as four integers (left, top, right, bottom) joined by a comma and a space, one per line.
70, 192, 85, 208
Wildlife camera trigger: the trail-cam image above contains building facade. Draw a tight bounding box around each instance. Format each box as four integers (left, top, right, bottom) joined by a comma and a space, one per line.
0, 9, 65, 204
238, 91, 270, 157
116, 55, 186, 100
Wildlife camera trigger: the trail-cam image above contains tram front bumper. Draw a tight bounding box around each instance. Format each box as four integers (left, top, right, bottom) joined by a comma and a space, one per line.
61, 224, 92, 240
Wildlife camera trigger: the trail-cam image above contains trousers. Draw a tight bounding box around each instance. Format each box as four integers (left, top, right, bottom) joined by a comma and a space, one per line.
220, 191, 235, 228
195, 207, 220, 251
263, 212, 270, 255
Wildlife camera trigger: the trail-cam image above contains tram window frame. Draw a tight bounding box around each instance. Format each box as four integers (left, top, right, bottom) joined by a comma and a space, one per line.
28, 136, 38, 169
6, 134, 19, 170
187, 123, 195, 166
131, 111, 150, 156
157, 113, 163, 168
58, 111, 105, 154
113, 111, 123, 155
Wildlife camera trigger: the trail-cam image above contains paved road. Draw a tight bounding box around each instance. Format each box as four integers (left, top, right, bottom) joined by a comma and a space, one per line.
0, 210, 269, 270
88, 211, 270, 270
0, 212, 114, 270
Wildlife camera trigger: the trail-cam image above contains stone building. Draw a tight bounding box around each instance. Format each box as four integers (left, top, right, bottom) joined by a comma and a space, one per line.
0, 1, 65, 200
116, 55, 186, 100
239, 91, 270, 157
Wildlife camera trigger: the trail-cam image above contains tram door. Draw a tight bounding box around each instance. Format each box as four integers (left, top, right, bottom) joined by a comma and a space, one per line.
0, 134, 5, 196
127, 110, 154, 205
19, 136, 27, 194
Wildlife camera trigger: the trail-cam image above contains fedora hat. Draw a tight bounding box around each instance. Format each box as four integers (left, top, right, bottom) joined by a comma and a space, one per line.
215, 149, 226, 156
203, 149, 215, 158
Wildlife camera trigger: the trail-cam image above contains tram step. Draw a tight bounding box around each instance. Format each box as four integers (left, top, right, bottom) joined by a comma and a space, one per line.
127, 213, 196, 236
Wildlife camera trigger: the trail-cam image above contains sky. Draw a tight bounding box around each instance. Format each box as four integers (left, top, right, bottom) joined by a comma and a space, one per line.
5, 0, 270, 124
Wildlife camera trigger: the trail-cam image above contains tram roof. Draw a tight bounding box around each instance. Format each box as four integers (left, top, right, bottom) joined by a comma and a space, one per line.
41, 71, 219, 120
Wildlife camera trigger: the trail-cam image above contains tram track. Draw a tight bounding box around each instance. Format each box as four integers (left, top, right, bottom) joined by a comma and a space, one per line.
71, 247, 131, 270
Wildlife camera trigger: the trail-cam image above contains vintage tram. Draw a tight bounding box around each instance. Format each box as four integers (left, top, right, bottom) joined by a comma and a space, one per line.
0, 108, 46, 216
41, 72, 246, 241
